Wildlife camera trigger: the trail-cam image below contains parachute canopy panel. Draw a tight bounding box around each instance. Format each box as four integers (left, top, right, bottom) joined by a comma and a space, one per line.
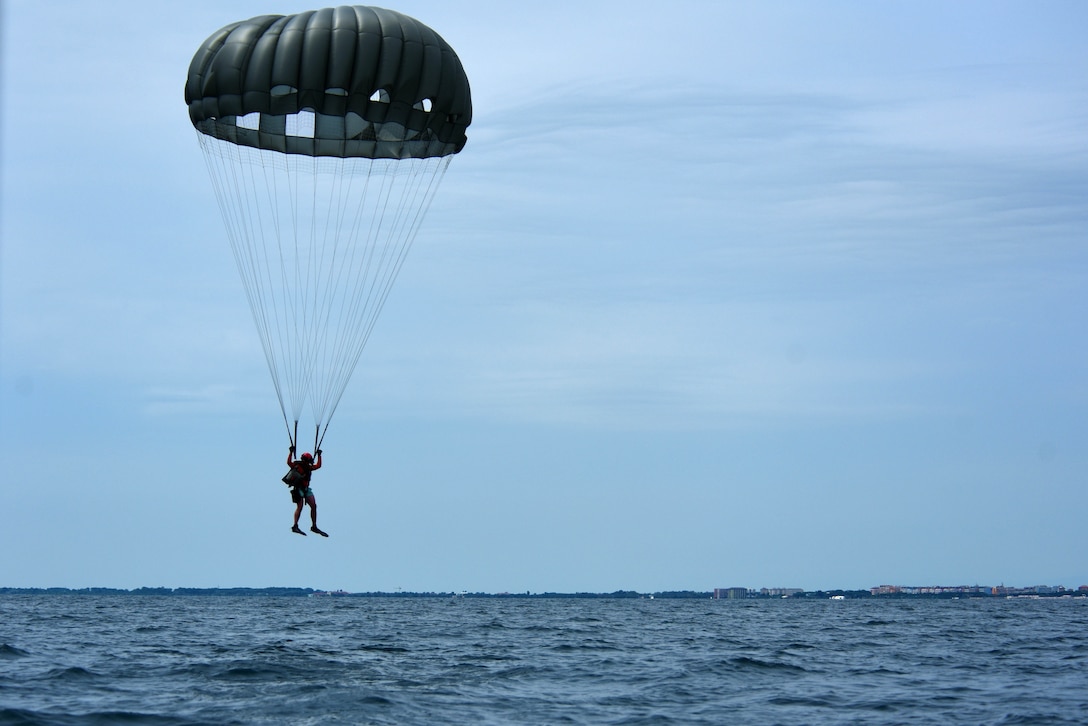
185, 5, 472, 159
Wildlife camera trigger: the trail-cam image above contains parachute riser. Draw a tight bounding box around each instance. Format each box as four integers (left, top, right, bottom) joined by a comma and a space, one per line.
286, 420, 324, 458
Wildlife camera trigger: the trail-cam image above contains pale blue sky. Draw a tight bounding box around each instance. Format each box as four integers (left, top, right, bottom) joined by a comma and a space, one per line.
1, 1, 1086, 593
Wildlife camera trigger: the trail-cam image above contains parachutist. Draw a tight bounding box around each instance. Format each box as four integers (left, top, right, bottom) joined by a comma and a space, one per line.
286, 448, 327, 537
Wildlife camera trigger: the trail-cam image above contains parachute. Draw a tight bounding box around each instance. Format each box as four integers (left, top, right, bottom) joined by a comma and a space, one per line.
184, 6, 472, 450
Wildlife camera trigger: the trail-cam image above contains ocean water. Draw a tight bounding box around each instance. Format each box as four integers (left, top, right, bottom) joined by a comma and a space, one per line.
1, 595, 1086, 725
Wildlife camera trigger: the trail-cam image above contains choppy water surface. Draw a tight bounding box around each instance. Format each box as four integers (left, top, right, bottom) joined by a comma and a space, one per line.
1, 595, 1086, 724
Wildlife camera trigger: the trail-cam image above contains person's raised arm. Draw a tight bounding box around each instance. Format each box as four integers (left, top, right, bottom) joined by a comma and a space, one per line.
287, 445, 296, 467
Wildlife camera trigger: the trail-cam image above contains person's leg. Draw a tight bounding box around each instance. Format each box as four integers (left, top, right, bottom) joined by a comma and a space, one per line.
293, 499, 304, 529
307, 496, 327, 536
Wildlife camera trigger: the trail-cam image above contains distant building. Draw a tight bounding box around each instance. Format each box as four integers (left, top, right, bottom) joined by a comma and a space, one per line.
714, 588, 748, 600
874, 584, 984, 596
760, 588, 803, 597
871, 585, 901, 595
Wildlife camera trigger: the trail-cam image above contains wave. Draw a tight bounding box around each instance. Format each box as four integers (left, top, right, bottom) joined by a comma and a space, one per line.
0, 707, 203, 726
727, 655, 809, 674
39, 666, 100, 682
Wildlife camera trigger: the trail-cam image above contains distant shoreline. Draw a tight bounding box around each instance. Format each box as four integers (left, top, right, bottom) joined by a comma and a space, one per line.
2, 586, 1086, 599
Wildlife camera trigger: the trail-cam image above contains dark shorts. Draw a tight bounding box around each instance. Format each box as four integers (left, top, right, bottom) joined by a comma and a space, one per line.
290, 486, 313, 504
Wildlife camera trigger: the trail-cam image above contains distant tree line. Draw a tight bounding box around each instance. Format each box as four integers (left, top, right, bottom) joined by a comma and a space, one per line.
0, 587, 317, 597
2, 587, 1082, 599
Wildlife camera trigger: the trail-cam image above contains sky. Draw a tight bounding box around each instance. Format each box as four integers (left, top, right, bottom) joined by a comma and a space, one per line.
1, 0, 1086, 594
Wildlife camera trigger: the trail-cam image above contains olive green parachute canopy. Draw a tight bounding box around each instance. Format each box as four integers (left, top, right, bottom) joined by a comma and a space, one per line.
185, 5, 472, 159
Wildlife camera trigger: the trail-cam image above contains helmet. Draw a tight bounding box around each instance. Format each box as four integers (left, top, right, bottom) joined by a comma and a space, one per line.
301, 452, 313, 461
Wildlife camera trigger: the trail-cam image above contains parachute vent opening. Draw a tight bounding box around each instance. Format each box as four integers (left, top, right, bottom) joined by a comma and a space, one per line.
286, 111, 316, 138
414, 98, 433, 113
370, 89, 390, 103
237, 112, 260, 131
